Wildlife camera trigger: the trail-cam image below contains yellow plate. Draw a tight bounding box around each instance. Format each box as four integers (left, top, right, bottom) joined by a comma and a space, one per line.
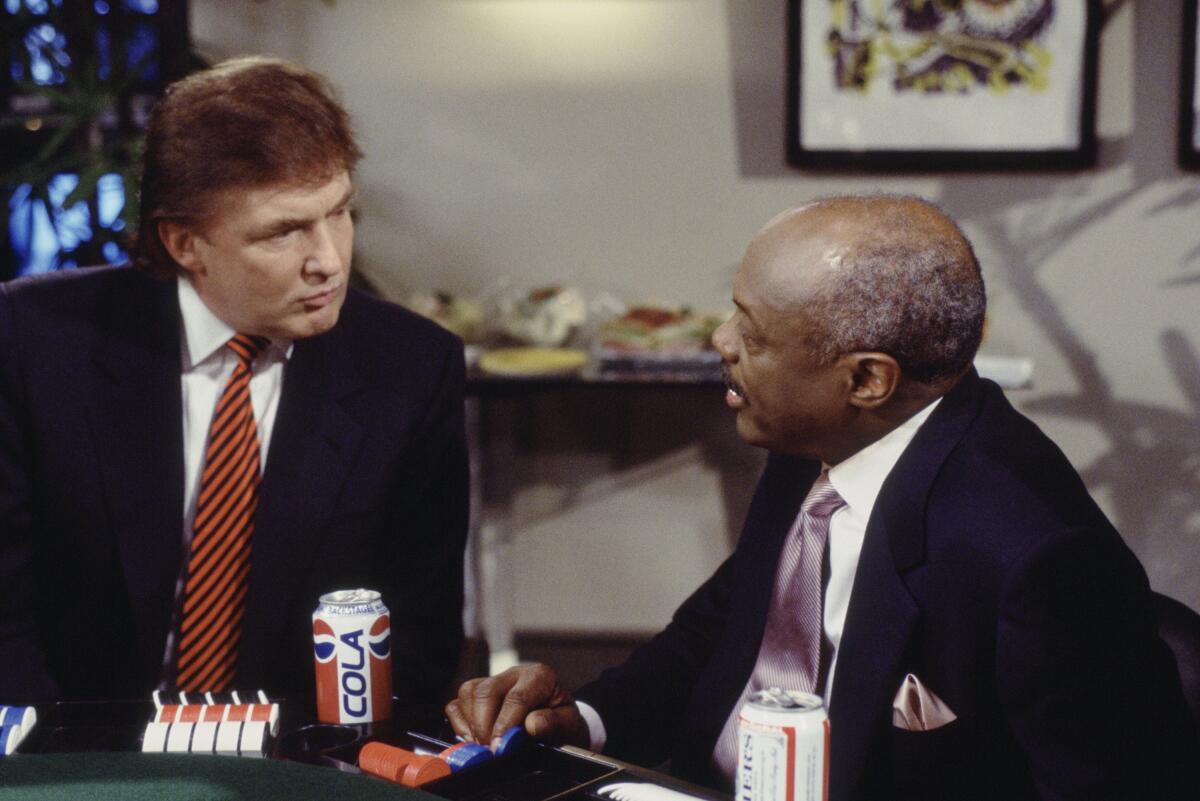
478, 347, 589, 376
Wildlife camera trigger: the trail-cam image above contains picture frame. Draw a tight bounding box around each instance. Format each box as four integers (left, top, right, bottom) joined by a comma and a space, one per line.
1181, 0, 1200, 169
787, 0, 1100, 171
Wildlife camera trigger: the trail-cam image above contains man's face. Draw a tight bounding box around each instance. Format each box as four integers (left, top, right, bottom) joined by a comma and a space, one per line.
175, 171, 355, 340
711, 212, 855, 460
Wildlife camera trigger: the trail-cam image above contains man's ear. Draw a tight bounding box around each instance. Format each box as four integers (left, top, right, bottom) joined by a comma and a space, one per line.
157, 219, 203, 275
844, 352, 901, 409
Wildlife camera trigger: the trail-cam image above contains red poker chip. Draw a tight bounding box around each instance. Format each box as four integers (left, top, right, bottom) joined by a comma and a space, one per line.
404, 757, 451, 786
359, 742, 451, 786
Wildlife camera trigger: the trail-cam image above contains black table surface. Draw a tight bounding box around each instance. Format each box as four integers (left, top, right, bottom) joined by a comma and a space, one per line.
0, 700, 727, 801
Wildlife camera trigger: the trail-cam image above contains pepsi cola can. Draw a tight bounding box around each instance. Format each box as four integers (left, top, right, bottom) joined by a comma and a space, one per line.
313, 589, 393, 723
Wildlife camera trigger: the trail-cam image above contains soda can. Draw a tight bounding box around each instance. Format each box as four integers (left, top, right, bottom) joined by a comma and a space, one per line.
313, 589, 393, 723
736, 687, 829, 801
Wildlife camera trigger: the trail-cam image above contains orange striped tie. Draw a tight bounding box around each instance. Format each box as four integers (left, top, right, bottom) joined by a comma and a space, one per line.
176, 333, 270, 692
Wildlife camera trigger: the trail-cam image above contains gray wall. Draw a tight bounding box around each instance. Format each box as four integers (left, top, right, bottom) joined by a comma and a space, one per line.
193, 0, 1200, 627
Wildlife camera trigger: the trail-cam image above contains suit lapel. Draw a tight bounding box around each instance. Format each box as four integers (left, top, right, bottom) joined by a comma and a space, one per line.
89, 274, 185, 679
828, 371, 985, 801
237, 321, 365, 683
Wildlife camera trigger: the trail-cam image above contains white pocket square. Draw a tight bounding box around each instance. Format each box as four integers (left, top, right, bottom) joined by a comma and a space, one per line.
891, 673, 957, 731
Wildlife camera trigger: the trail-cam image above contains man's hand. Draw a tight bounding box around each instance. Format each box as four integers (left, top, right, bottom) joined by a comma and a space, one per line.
445, 663, 590, 749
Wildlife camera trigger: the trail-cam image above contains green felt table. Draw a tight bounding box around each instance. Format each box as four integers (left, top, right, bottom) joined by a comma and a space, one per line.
0, 752, 433, 801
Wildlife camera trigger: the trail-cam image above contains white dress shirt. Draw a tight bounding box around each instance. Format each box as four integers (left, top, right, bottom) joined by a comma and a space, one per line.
176, 277, 292, 537
578, 398, 941, 752
821, 398, 939, 697
159, 277, 292, 681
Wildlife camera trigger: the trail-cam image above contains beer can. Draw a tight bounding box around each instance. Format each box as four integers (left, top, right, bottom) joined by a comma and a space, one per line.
312, 589, 393, 723
736, 688, 829, 801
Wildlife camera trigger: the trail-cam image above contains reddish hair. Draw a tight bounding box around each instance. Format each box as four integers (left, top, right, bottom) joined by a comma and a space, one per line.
133, 56, 363, 277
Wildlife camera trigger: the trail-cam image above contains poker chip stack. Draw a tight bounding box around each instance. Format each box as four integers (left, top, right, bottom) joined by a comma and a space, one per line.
141, 690, 279, 757
0, 706, 36, 756
358, 726, 529, 787
359, 742, 453, 787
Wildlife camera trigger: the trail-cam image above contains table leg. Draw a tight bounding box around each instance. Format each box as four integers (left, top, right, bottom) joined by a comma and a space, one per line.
465, 395, 520, 675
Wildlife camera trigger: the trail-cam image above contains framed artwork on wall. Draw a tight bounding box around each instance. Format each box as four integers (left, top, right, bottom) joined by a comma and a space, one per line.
787, 0, 1101, 171
1181, 0, 1200, 169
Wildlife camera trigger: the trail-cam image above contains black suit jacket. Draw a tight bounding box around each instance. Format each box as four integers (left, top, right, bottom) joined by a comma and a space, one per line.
0, 265, 468, 710
578, 371, 1199, 801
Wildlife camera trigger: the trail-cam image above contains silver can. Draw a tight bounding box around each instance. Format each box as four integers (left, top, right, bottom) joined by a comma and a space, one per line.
312, 589, 393, 724
736, 688, 829, 801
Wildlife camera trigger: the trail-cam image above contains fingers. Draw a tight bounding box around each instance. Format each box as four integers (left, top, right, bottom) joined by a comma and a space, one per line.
445, 673, 515, 743
525, 704, 589, 748
487, 664, 565, 745
444, 693, 476, 742
444, 664, 563, 745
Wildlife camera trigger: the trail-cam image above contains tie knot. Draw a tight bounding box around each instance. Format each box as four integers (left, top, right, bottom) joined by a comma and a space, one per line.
228, 334, 270, 367
801, 473, 844, 519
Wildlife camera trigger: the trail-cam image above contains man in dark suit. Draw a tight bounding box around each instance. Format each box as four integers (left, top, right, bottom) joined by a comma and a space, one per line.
446, 197, 1198, 800
0, 58, 467, 710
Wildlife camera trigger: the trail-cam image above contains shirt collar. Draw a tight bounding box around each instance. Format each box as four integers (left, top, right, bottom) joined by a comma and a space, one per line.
176, 277, 292, 369
827, 397, 942, 519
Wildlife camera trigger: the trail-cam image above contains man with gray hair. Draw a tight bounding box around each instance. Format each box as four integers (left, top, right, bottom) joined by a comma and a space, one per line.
447, 197, 1197, 800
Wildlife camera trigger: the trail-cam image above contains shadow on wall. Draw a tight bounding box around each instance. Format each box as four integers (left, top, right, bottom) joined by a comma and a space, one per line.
725, 0, 791, 178
941, 0, 1200, 610
949, 186, 1200, 610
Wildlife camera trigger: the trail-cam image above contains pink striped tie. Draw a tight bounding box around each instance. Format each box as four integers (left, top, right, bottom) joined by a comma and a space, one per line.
712, 471, 845, 780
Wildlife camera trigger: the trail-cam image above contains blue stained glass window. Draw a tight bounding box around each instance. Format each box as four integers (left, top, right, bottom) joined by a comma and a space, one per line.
7, 173, 127, 275
95, 172, 125, 230
8, 182, 66, 275
96, 25, 112, 79
127, 21, 157, 81
3, 0, 174, 279
23, 23, 70, 85
4, 0, 60, 15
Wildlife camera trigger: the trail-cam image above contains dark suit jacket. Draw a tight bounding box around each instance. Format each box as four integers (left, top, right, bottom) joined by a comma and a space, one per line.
0, 265, 468, 711
578, 370, 1199, 801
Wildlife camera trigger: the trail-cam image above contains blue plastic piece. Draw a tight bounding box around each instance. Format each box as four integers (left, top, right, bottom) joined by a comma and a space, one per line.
0, 706, 33, 729
442, 742, 494, 771
495, 725, 529, 757
0, 723, 20, 756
